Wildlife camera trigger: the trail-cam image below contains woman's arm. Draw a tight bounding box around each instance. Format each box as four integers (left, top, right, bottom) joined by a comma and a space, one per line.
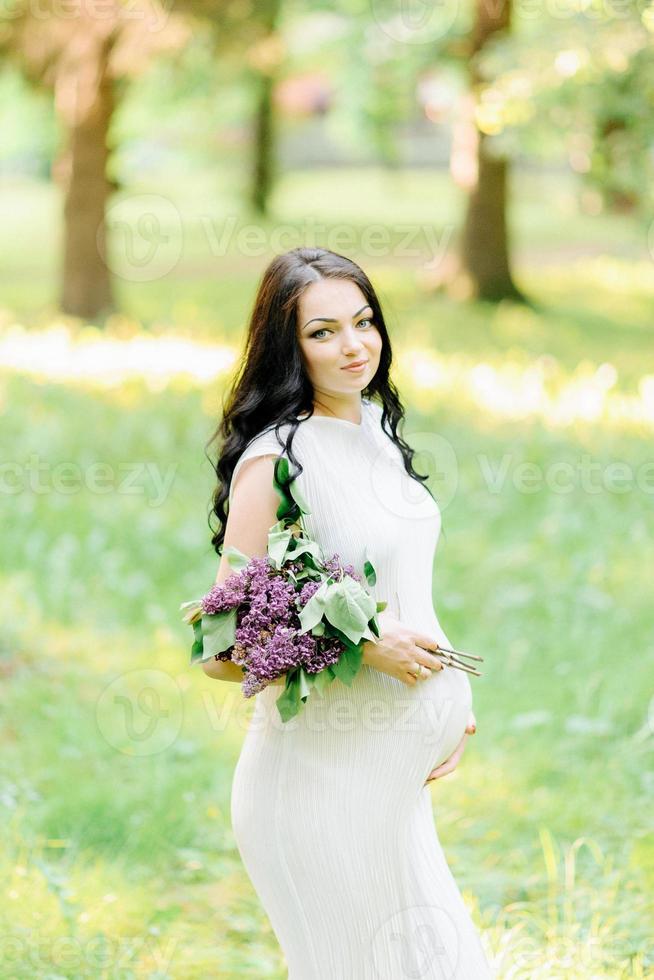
201, 453, 281, 683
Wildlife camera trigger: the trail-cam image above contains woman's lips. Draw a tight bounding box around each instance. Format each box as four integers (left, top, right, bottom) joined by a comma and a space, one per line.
342, 360, 368, 371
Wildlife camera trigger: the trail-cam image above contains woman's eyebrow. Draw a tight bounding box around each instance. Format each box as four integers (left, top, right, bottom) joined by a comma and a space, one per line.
302, 304, 372, 331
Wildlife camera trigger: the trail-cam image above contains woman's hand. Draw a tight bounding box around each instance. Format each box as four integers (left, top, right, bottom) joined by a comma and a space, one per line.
361, 611, 445, 686
424, 710, 477, 785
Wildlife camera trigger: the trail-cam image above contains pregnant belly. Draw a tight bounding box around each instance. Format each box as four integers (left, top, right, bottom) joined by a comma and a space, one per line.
398, 664, 473, 779
251, 662, 473, 795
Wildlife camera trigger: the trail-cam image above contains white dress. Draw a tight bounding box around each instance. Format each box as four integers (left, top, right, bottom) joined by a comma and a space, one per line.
228, 397, 493, 979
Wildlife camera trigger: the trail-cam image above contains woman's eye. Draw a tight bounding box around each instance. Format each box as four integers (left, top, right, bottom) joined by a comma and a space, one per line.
310, 319, 374, 340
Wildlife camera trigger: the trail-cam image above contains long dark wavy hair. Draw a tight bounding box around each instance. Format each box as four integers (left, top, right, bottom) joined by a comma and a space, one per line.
205, 246, 437, 556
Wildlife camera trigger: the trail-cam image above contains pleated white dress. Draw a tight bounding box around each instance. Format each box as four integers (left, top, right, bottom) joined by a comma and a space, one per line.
228, 397, 493, 979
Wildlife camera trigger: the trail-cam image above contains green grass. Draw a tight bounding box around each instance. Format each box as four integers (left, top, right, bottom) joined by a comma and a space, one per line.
1, 170, 653, 977
2, 168, 653, 388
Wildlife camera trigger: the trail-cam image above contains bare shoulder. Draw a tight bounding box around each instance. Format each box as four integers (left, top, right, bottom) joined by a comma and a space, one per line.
228, 454, 280, 531
214, 455, 279, 585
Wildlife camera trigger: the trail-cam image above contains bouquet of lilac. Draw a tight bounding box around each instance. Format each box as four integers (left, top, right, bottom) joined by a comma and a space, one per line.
180, 456, 386, 722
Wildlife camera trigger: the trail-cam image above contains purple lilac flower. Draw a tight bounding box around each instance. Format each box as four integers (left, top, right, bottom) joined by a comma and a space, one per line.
321, 553, 362, 583
234, 624, 315, 677
297, 579, 322, 605
302, 635, 343, 674
202, 570, 248, 614
202, 551, 364, 696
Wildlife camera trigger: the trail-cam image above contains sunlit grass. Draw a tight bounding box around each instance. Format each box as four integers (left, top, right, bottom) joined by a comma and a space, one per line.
1, 169, 652, 976
0, 319, 236, 389
1, 356, 652, 976
1, 317, 653, 435
484, 830, 653, 977
0, 838, 182, 979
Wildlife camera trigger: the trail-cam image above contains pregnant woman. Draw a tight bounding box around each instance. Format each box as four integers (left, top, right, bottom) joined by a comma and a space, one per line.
203, 247, 493, 979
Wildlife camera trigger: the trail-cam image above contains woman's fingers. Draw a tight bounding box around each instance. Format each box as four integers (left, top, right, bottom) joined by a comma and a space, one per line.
425, 756, 459, 782
424, 712, 478, 783
425, 761, 452, 782
405, 662, 436, 685
411, 634, 445, 672
424, 733, 468, 783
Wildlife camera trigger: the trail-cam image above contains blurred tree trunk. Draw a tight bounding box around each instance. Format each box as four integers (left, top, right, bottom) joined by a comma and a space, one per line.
430, 0, 525, 303
460, 0, 523, 301
595, 116, 638, 214
460, 131, 523, 302
3, 1, 188, 321
248, 0, 283, 217
56, 30, 116, 318
251, 64, 275, 216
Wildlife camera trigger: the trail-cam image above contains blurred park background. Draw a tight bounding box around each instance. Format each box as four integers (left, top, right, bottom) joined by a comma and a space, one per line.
1, 0, 653, 977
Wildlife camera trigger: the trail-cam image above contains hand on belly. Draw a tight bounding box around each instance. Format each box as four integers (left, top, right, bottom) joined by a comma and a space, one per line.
424, 709, 477, 785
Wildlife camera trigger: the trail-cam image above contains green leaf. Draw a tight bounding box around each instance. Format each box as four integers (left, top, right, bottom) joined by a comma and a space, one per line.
272, 456, 312, 519
268, 523, 292, 567
312, 668, 334, 696
180, 598, 203, 625
360, 590, 377, 620
276, 669, 300, 723
201, 610, 237, 660
288, 476, 311, 515
190, 618, 205, 664
224, 546, 250, 572
298, 579, 330, 633
359, 623, 377, 642
329, 651, 358, 687
287, 538, 324, 563
274, 455, 290, 484
273, 457, 298, 521
300, 554, 323, 575
343, 643, 363, 675
323, 579, 376, 644
297, 667, 313, 702
276, 493, 296, 522
363, 557, 377, 587
329, 639, 364, 688
376, 600, 387, 612
273, 670, 315, 717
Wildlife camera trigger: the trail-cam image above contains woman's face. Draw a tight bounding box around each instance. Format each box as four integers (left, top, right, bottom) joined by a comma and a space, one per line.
296, 278, 382, 404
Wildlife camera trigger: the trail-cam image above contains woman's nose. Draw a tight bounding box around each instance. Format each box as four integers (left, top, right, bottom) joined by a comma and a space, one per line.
341, 327, 365, 352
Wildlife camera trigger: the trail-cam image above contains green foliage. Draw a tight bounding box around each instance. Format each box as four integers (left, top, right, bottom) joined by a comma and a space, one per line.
478, 5, 654, 215
0, 66, 58, 174
0, 173, 652, 974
